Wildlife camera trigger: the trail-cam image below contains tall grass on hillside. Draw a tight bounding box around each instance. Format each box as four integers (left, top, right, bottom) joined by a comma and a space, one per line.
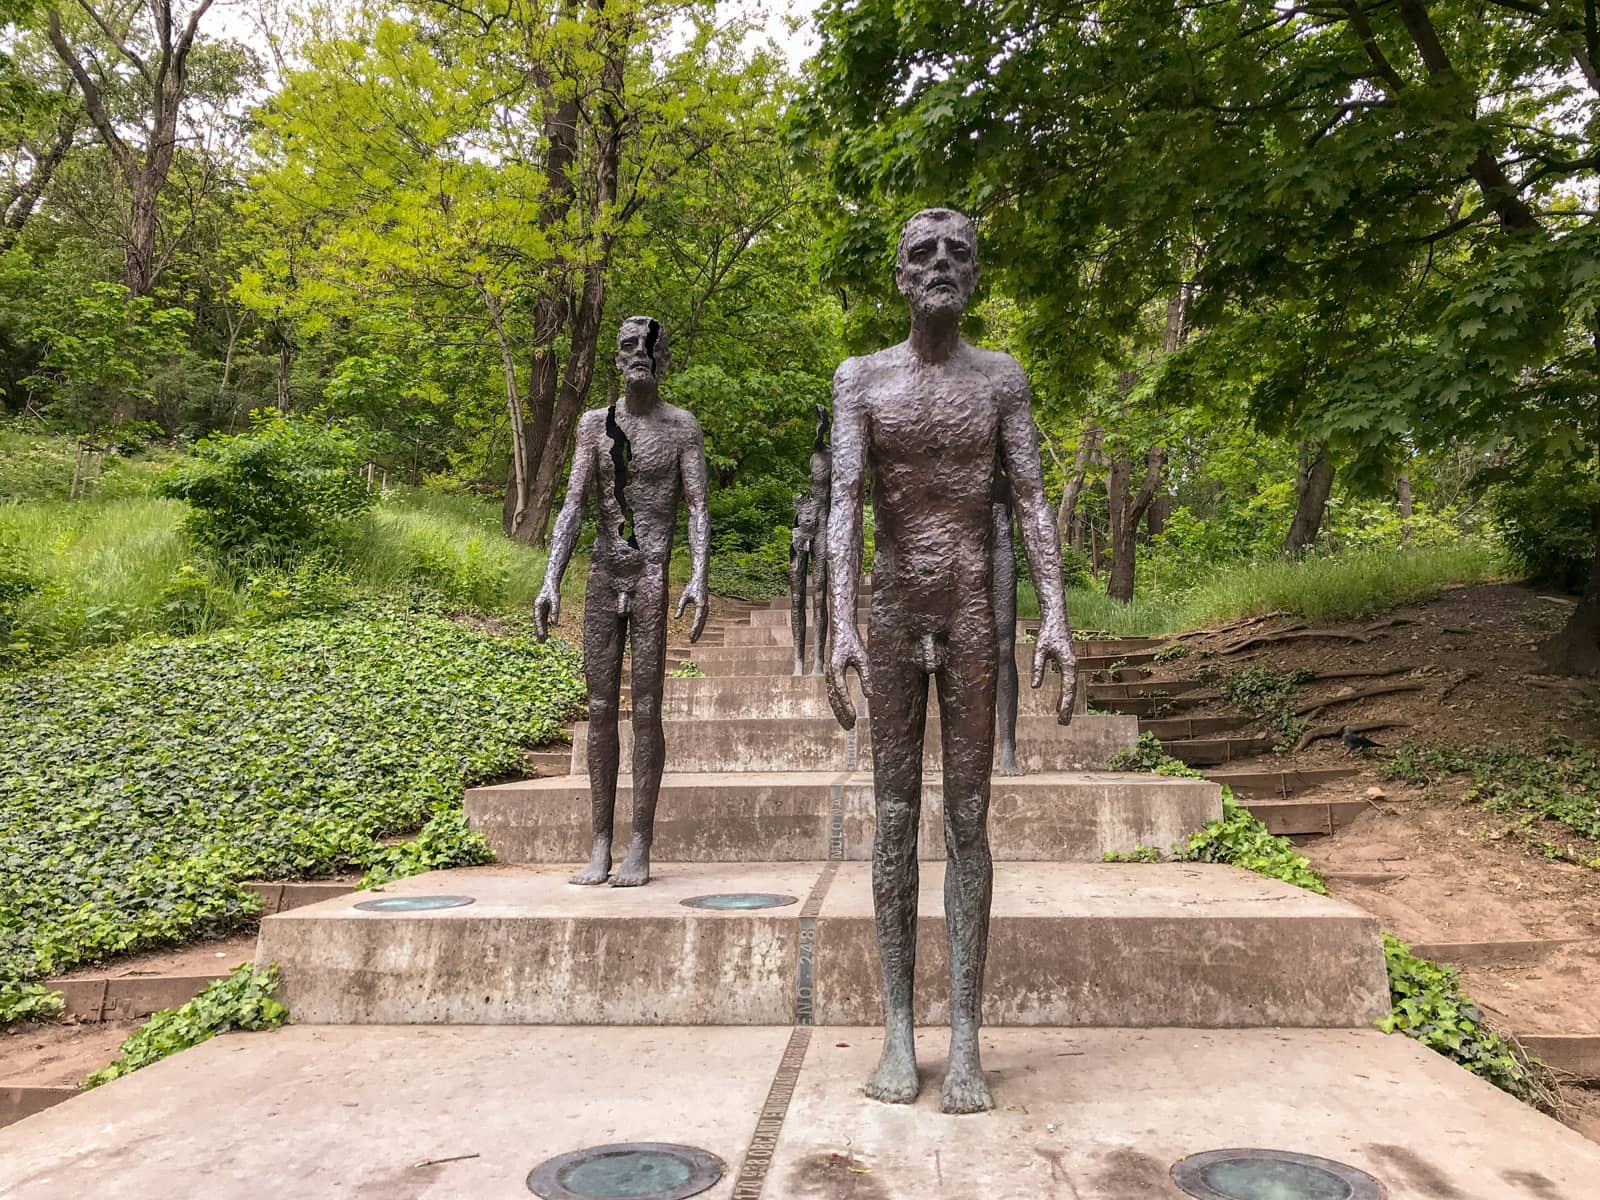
1176, 542, 1501, 629
0, 498, 190, 651
0, 426, 173, 501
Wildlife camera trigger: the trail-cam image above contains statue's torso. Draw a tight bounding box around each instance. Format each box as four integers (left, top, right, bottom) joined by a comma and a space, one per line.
589, 402, 695, 574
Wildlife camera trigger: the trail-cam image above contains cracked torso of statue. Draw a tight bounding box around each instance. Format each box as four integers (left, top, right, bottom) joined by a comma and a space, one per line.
824, 208, 1078, 1114
533, 316, 710, 888
790, 405, 832, 676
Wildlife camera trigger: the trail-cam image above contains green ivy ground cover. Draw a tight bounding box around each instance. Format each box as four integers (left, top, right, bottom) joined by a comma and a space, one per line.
0, 610, 583, 985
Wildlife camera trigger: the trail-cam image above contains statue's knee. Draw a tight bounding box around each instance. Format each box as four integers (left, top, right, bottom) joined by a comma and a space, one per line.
587, 696, 619, 722
630, 693, 661, 723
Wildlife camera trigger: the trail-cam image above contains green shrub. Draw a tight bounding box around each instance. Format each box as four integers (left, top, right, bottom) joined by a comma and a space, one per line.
1381, 934, 1556, 1111
85, 964, 288, 1087
1, 981, 64, 1024
158, 411, 372, 563
158, 562, 235, 635
238, 554, 355, 624
1107, 731, 1204, 778
710, 525, 791, 599
0, 613, 584, 983
1490, 461, 1599, 592
708, 476, 800, 554
359, 806, 494, 888
0, 533, 41, 664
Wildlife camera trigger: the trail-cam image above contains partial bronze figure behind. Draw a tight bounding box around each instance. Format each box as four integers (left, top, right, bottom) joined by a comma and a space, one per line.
789, 405, 832, 676
534, 316, 711, 888
826, 208, 1077, 1113
991, 453, 1021, 775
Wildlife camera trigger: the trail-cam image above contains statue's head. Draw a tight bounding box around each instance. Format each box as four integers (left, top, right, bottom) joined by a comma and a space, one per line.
895, 208, 978, 319
617, 316, 670, 384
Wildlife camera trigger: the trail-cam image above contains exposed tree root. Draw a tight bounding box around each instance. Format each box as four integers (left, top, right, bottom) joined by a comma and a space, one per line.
1222, 628, 1370, 654
1294, 681, 1425, 718
1439, 670, 1482, 703
1294, 720, 1414, 752
1175, 612, 1290, 641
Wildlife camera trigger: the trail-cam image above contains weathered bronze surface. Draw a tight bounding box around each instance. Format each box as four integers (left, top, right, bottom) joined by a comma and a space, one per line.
535, 316, 711, 888
824, 208, 1077, 1113
992, 452, 1021, 775
789, 405, 832, 676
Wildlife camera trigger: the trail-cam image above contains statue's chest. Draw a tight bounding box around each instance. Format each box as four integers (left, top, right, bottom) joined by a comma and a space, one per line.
867, 381, 998, 463
601, 419, 678, 493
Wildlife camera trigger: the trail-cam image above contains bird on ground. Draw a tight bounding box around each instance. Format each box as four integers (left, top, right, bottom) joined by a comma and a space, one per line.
1340, 725, 1384, 754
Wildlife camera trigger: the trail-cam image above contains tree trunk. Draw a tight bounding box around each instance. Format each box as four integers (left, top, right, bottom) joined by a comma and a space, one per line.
1057, 422, 1100, 554
1146, 491, 1172, 541
124, 180, 159, 296
1284, 446, 1335, 557
1105, 444, 1166, 603
0, 110, 78, 250
1396, 473, 1414, 543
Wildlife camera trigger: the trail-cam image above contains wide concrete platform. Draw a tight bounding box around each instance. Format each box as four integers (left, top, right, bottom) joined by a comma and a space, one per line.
568, 713, 1135, 773
466, 770, 1223, 863
5, 1024, 1594, 1199
255, 862, 1387, 1027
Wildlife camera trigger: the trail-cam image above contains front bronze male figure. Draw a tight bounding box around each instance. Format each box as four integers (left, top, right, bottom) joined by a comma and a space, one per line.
825, 209, 1077, 1113
534, 316, 710, 887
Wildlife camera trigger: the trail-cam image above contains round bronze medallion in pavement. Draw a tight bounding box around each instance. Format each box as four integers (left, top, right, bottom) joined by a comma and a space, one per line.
678, 893, 798, 911
352, 894, 475, 912
527, 1142, 724, 1200
1171, 1149, 1386, 1200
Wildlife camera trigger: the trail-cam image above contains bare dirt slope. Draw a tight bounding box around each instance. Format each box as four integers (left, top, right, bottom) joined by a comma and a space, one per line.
1147, 582, 1599, 1136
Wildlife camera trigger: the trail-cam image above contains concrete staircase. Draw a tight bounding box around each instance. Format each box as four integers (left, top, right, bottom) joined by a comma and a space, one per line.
10, 596, 1599, 1198
258, 601, 1390, 1030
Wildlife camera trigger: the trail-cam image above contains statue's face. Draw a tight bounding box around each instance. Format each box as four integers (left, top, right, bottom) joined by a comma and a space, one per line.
895, 213, 978, 319
617, 318, 668, 384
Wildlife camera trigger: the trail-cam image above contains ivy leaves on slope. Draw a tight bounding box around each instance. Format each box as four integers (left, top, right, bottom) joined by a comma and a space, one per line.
0, 612, 583, 983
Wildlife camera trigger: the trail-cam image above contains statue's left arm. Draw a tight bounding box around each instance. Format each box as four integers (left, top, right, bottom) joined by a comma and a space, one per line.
998, 362, 1077, 724
675, 415, 711, 642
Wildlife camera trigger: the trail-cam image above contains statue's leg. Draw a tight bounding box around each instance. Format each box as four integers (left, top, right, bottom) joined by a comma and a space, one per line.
811, 527, 829, 676
864, 612, 928, 1105
573, 571, 625, 885
935, 600, 998, 1114
790, 538, 809, 677
992, 501, 1021, 775
614, 569, 668, 887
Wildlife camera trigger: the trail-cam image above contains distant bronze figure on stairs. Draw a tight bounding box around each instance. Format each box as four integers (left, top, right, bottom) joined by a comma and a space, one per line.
825, 207, 1077, 1114
534, 316, 711, 888
789, 404, 832, 676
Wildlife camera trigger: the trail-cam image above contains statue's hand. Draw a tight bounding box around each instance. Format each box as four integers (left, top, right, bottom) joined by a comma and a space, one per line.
675, 580, 709, 643
533, 584, 560, 643
826, 626, 870, 730
1031, 622, 1078, 726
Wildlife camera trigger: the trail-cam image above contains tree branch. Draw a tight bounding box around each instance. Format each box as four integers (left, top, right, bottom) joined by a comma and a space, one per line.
45, 8, 137, 181
73, 0, 153, 83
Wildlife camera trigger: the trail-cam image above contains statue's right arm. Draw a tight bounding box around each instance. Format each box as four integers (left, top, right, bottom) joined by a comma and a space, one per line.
534, 418, 596, 641
824, 361, 870, 727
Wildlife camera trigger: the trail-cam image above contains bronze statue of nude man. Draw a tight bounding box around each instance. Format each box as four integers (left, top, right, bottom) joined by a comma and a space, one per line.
825, 208, 1077, 1113
534, 316, 710, 888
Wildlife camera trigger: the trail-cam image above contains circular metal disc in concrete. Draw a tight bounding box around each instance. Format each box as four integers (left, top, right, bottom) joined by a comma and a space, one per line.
352, 894, 475, 912
679, 892, 798, 911
1172, 1149, 1385, 1200
527, 1142, 724, 1200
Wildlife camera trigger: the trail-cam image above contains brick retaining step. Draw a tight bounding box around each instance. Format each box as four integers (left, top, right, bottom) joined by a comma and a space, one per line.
256, 861, 1389, 1028
1161, 735, 1276, 766
1140, 715, 1252, 738
567, 713, 1136, 774
465, 770, 1222, 864
1239, 795, 1393, 836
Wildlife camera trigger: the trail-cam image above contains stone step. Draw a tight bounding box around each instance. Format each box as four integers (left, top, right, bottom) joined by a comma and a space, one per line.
747, 606, 871, 627
256, 861, 1389, 1028
724, 623, 1164, 662
1242, 795, 1393, 836
1088, 678, 1203, 700
1161, 735, 1276, 766
465, 770, 1223, 864
10, 1025, 1598, 1197
669, 644, 1146, 678
656, 673, 1075, 721
1093, 692, 1218, 717
567, 713, 1135, 774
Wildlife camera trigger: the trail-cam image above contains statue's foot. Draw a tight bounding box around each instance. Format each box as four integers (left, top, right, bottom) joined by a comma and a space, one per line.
569, 861, 610, 886
997, 749, 1023, 777
793, 662, 805, 677
610, 852, 651, 887
940, 1052, 994, 1115
865, 1037, 920, 1105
